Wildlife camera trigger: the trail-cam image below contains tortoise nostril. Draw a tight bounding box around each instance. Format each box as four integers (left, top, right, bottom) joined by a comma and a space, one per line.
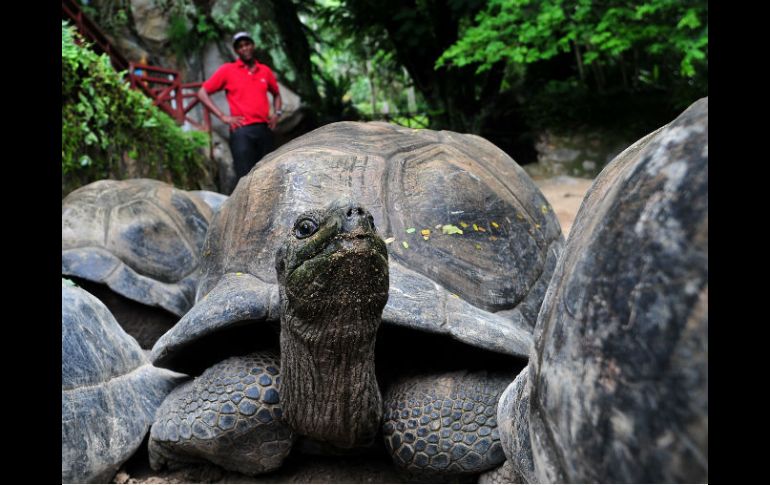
347, 207, 366, 218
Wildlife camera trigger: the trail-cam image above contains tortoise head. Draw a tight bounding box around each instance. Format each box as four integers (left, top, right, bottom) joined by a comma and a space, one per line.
275, 197, 389, 448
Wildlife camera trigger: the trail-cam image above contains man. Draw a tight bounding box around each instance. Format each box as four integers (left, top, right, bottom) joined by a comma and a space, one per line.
197, 32, 283, 179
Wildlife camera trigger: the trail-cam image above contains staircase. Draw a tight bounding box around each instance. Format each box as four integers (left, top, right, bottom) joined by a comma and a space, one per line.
62, 0, 212, 133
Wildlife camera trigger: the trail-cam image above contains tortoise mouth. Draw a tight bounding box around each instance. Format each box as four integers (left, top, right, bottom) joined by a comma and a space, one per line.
326, 231, 381, 255
286, 231, 388, 284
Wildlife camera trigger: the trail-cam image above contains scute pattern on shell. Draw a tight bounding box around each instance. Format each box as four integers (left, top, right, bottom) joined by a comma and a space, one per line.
62, 178, 213, 316
62, 283, 185, 483
196, 122, 562, 315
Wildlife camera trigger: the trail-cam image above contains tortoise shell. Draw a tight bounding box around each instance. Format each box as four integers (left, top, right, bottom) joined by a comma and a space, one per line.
527, 98, 708, 483
62, 179, 214, 316
200, 121, 561, 314
153, 122, 563, 369
62, 281, 185, 483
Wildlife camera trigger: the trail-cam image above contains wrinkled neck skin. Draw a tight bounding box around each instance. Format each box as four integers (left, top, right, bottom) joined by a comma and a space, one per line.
279, 292, 382, 448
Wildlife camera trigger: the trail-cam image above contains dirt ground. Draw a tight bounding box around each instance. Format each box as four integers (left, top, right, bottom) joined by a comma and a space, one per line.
531, 175, 594, 238
111, 175, 594, 484
114, 440, 475, 484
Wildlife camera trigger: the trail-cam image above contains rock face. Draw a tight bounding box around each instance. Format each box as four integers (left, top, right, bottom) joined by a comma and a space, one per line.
62, 282, 185, 483
528, 98, 708, 483
129, 0, 171, 46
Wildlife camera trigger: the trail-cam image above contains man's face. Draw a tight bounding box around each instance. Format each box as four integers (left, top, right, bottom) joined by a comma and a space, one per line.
235, 39, 256, 62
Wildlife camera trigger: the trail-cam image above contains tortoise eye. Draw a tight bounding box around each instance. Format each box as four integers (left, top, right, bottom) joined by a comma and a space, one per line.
295, 218, 318, 239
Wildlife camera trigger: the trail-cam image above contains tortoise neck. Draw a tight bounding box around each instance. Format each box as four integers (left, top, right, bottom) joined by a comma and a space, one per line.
279, 307, 382, 448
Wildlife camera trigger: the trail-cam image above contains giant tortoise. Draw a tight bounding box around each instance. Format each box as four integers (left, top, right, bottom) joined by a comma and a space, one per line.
148, 122, 564, 479
62, 179, 220, 347
62, 280, 186, 483
497, 98, 708, 483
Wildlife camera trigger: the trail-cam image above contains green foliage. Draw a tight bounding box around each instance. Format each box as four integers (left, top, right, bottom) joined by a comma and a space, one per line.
62, 21, 209, 195
79, 0, 130, 34
167, 5, 220, 59
389, 114, 430, 129
308, 3, 430, 118
437, 0, 707, 81
211, 0, 296, 85
435, 0, 707, 130
316, 71, 361, 122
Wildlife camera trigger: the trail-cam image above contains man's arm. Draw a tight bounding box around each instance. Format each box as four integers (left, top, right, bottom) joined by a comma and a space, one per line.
268, 92, 283, 130
197, 87, 244, 128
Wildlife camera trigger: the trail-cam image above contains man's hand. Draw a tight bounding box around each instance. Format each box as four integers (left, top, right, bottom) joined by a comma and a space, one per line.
268, 114, 279, 130
222, 115, 245, 129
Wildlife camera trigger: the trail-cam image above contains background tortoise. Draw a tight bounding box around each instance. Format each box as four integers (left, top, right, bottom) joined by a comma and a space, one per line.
191, 190, 229, 213
62, 178, 217, 348
62, 279, 186, 483
499, 97, 708, 483
148, 122, 564, 479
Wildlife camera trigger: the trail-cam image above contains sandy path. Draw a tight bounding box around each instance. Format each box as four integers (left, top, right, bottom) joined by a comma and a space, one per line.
533, 176, 594, 237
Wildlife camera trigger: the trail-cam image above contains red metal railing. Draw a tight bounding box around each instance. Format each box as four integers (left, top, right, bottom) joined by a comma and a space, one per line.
62, 0, 211, 134
128, 63, 211, 132
62, 0, 129, 72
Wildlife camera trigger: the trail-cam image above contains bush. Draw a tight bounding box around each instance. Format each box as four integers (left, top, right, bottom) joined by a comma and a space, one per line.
62, 21, 210, 196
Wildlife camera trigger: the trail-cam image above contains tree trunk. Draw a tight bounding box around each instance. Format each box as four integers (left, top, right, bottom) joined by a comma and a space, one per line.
619, 53, 629, 91
347, 0, 496, 133
573, 40, 586, 84
266, 0, 322, 109
365, 59, 377, 116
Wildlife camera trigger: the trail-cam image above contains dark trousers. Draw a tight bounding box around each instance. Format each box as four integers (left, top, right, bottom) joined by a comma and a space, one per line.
229, 123, 274, 179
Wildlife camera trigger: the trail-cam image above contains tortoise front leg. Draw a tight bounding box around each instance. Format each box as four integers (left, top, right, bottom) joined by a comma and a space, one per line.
149, 351, 294, 475
382, 371, 512, 478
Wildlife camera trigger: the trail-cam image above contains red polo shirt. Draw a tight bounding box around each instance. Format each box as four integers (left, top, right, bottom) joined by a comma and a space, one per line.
202, 58, 280, 126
